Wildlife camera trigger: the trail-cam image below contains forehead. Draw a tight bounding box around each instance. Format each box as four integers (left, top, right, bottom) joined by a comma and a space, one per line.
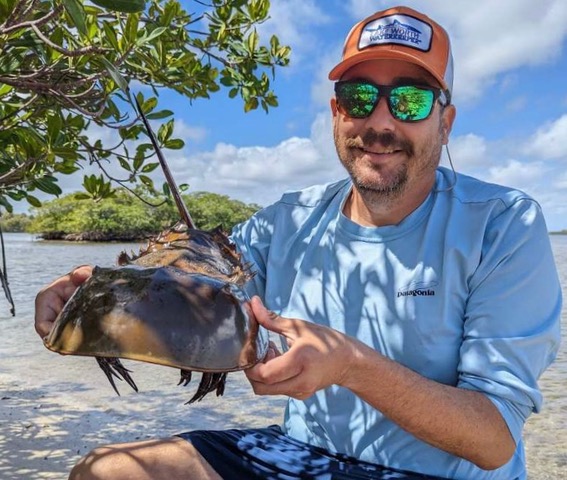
340, 59, 439, 86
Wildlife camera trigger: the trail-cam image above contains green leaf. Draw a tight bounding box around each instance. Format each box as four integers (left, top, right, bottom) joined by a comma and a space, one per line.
46, 114, 63, 145
117, 157, 132, 172
136, 27, 168, 47
220, 76, 234, 87
244, 97, 259, 112
62, 0, 87, 37
100, 57, 130, 97
247, 30, 259, 53
83, 174, 97, 194
0, 196, 13, 213
146, 110, 173, 120
26, 195, 42, 208
125, 10, 139, 43
141, 162, 159, 173
102, 21, 120, 51
141, 97, 157, 114
139, 175, 154, 189
133, 154, 144, 171
33, 176, 62, 195
157, 120, 174, 143
73, 193, 92, 200
164, 139, 184, 149
90, 0, 146, 14
0, 83, 13, 96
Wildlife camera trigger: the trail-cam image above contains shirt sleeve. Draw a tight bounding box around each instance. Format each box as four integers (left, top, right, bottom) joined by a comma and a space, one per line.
457, 198, 562, 444
230, 204, 277, 300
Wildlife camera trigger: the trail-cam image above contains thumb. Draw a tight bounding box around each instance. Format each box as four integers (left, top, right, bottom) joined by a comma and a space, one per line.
69, 264, 93, 286
250, 296, 292, 336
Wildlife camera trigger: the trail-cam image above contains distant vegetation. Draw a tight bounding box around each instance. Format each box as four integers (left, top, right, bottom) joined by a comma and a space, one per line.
0, 212, 32, 232
0, 190, 261, 241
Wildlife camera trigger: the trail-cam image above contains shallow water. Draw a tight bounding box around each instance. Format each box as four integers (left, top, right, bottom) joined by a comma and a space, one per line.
0, 233, 565, 478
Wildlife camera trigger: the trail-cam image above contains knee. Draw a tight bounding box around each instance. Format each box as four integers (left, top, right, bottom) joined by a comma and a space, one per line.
68, 446, 121, 480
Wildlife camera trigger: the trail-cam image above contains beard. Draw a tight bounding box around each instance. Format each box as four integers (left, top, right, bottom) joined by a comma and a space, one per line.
333, 124, 443, 206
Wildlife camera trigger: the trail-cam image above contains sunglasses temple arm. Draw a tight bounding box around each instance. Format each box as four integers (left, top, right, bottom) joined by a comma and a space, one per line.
134, 96, 195, 230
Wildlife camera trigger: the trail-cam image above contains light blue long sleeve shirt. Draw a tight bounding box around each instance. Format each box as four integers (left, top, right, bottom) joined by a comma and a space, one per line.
231, 167, 562, 480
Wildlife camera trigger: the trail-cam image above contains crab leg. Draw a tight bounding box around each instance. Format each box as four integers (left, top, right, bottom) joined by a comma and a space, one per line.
96, 357, 138, 395
186, 372, 227, 404
178, 369, 192, 386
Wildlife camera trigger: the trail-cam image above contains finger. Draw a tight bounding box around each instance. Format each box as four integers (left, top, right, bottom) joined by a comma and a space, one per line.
246, 349, 303, 385
34, 265, 93, 338
34, 288, 66, 338
249, 296, 297, 336
68, 264, 93, 286
259, 340, 282, 363
267, 340, 282, 359
249, 374, 314, 400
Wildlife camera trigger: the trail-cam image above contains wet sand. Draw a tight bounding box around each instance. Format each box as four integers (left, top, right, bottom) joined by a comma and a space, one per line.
0, 328, 287, 479
0, 317, 565, 479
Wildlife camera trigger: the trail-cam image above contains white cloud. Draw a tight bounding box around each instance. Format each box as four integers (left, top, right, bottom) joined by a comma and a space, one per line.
176, 112, 344, 206
526, 115, 567, 160
310, 49, 340, 108
553, 171, 567, 190
485, 159, 547, 192
451, 0, 567, 101
447, 133, 489, 171
173, 119, 208, 144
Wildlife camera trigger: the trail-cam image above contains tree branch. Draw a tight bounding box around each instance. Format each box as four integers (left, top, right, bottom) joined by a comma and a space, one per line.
30, 24, 107, 57
0, 3, 62, 35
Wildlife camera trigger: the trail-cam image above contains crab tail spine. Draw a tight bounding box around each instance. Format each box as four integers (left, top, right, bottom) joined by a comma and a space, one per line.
133, 96, 195, 229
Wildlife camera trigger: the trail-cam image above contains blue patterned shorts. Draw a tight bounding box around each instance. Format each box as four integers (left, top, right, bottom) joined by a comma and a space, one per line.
178, 425, 448, 479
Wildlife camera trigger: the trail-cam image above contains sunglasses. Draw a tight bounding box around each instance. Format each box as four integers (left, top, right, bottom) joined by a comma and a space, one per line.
334, 81, 448, 122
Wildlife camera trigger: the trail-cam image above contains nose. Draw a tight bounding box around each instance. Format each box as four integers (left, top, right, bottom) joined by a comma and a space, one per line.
364, 96, 397, 131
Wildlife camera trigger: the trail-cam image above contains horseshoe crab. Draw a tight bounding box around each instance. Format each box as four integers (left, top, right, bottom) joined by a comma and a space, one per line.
43, 97, 268, 403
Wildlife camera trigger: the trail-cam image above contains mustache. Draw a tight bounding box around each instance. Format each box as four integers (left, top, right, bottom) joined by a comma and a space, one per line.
345, 129, 414, 156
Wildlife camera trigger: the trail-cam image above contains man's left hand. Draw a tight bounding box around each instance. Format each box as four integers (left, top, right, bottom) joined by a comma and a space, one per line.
245, 296, 359, 400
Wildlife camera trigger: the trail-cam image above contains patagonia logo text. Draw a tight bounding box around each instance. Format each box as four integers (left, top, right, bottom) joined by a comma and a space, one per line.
397, 281, 437, 298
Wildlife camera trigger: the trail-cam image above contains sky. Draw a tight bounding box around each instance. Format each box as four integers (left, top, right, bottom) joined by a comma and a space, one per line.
58, 0, 567, 231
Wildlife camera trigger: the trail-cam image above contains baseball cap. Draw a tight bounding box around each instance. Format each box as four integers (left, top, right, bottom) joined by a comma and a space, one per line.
328, 6, 453, 100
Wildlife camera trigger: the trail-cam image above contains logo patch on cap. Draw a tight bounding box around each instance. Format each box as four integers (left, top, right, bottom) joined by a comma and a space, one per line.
359, 14, 432, 52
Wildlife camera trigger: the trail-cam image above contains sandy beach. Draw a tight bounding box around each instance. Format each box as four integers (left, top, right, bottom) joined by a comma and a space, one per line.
1, 317, 565, 479
1, 329, 287, 480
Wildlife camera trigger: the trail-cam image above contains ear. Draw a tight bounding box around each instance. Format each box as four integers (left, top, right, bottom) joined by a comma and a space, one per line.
330, 97, 338, 117
441, 104, 456, 145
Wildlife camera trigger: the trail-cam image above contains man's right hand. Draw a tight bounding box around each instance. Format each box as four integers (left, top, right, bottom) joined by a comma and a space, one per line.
34, 265, 93, 338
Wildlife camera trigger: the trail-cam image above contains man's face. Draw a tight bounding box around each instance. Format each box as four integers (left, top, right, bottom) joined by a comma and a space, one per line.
332, 59, 456, 206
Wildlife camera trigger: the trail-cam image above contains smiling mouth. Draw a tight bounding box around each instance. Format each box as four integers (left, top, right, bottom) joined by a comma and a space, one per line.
359, 147, 402, 156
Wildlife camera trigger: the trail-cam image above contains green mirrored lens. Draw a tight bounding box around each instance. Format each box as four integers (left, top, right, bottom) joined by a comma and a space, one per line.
389, 86, 434, 121
337, 83, 378, 118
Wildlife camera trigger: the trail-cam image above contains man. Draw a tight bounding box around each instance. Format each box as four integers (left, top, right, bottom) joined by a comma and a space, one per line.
35, 6, 561, 480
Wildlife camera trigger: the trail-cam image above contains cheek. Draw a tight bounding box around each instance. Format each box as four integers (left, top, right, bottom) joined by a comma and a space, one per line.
333, 115, 359, 139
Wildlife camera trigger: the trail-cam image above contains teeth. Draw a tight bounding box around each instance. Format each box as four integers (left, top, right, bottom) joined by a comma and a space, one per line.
364, 149, 395, 154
